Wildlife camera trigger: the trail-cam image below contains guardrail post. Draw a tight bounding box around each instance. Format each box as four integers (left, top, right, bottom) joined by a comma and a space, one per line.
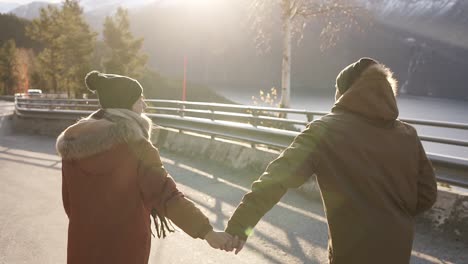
210, 106, 215, 121
306, 113, 314, 123
176, 102, 186, 119
251, 109, 258, 127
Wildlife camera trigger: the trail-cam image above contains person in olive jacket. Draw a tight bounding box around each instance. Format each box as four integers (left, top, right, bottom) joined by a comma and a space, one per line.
224, 58, 438, 263
57, 71, 231, 264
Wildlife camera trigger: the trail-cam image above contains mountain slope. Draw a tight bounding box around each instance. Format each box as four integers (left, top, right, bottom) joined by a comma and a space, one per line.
9, 1, 55, 19
366, 0, 468, 49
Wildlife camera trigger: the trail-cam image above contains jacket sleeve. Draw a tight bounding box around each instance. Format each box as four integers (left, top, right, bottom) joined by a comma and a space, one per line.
225, 122, 325, 240
413, 139, 438, 215
135, 141, 213, 239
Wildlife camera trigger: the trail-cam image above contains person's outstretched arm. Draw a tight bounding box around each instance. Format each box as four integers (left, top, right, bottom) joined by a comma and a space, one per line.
225, 122, 325, 247
134, 140, 231, 249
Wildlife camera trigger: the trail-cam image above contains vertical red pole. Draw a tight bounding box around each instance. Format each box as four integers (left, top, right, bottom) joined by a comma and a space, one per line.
182, 55, 187, 101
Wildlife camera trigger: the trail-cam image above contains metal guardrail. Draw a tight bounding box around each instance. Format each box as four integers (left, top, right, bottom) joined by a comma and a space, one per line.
14, 97, 468, 188
0, 95, 15, 102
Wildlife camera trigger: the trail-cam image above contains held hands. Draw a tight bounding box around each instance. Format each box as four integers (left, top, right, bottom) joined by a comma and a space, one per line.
204, 231, 246, 254
223, 235, 245, 255
204, 230, 233, 250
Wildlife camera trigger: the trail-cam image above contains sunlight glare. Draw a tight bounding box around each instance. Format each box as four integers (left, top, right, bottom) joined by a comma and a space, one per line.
179, 0, 219, 11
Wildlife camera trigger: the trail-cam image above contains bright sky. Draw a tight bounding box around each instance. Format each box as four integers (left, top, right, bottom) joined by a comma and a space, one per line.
0, 0, 214, 6
0, 0, 151, 3
0, 0, 223, 14
0, 0, 207, 3
0, 0, 62, 3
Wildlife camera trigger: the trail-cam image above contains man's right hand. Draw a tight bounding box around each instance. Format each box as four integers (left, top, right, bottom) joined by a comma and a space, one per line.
204, 230, 233, 250
225, 235, 245, 254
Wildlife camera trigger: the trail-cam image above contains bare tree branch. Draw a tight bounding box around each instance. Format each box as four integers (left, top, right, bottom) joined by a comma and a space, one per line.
249, 0, 368, 51
247, 0, 369, 108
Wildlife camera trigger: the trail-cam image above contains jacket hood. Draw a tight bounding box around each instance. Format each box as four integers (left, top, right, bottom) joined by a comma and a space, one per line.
56, 109, 152, 160
333, 63, 399, 121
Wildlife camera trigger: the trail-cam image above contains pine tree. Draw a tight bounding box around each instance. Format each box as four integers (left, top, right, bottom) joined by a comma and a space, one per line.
0, 39, 19, 95
103, 7, 148, 78
60, 0, 97, 96
0, 13, 40, 50
27, 4, 62, 93
26, 0, 97, 97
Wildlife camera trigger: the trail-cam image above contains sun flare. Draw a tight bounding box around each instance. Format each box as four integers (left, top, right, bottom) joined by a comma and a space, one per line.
178, 0, 220, 10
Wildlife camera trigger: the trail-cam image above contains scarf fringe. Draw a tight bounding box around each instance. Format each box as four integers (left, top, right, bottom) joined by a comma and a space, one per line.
151, 208, 175, 238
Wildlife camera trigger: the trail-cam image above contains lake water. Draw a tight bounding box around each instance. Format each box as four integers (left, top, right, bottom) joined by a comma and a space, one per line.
218, 90, 468, 160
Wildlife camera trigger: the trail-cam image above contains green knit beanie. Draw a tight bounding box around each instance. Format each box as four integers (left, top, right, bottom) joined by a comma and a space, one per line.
84, 71, 143, 110
336, 57, 378, 94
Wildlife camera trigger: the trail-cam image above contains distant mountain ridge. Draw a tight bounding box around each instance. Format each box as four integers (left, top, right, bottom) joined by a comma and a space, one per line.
6, 0, 468, 49
7, 1, 55, 19
365, 0, 468, 49
5, 0, 155, 19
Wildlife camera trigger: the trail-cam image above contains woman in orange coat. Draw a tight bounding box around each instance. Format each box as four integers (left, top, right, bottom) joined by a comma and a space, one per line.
57, 71, 231, 264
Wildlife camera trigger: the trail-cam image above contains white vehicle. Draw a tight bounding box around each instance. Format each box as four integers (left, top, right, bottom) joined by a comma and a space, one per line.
26, 89, 43, 98
27, 89, 42, 95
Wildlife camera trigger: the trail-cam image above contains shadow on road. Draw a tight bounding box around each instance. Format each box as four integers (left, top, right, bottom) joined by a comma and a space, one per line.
162, 151, 328, 263
0, 111, 61, 170
0, 127, 465, 263
160, 151, 467, 264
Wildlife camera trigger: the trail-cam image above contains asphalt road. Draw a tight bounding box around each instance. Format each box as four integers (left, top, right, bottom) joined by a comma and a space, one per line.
0, 100, 466, 264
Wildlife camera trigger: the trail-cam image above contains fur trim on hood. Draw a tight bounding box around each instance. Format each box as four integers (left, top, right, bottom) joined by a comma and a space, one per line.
56, 109, 152, 160
334, 63, 399, 121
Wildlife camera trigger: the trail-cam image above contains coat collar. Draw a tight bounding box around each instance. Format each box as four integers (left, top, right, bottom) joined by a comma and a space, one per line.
56, 109, 152, 160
